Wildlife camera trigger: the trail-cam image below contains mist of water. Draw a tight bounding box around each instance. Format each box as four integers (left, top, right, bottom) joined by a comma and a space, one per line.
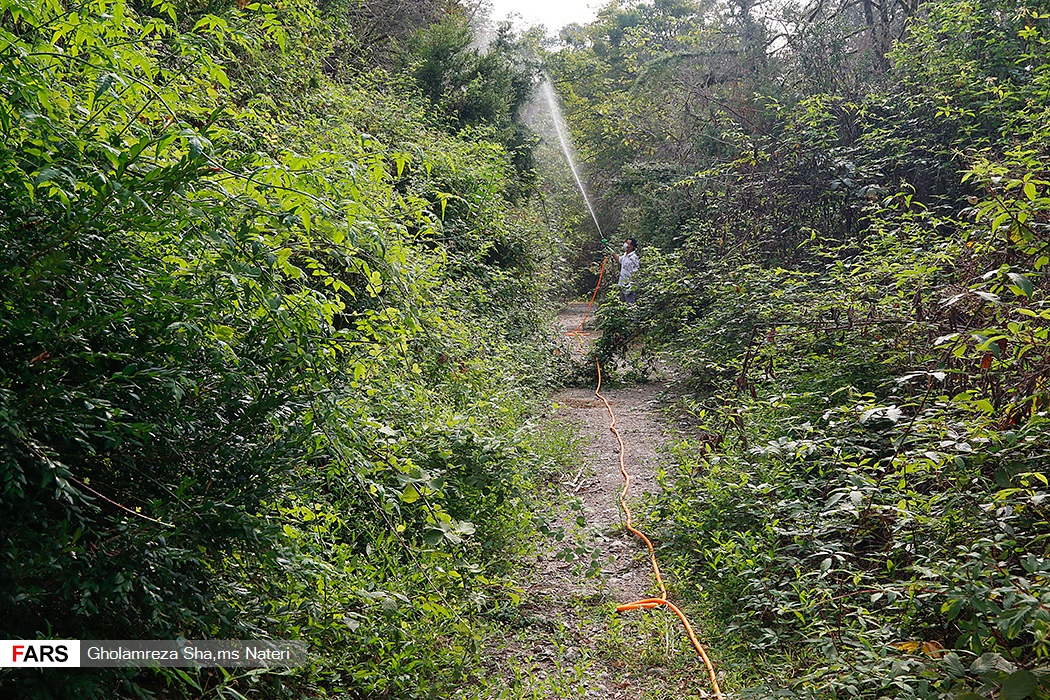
540, 79, 604, 239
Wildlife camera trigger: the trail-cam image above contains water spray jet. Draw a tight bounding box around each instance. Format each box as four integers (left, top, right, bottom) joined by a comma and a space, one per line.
541, 79, 604, 240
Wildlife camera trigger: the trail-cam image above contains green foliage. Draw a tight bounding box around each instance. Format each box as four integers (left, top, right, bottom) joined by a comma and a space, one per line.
401, 13, 541, 196
317, 0, 447, 75
643, 159, 1050, 695
546, 0, 1050, 697
0, 0, 560, 697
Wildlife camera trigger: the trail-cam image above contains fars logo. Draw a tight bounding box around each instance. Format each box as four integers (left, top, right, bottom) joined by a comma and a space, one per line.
0, 640, 81, 667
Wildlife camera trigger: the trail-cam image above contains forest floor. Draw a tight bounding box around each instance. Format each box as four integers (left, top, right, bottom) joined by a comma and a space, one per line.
466, 303, 718, 700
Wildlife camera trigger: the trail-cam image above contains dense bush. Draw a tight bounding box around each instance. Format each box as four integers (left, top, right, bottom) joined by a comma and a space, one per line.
0, 0, 558, 697
548, 0, 1050, 698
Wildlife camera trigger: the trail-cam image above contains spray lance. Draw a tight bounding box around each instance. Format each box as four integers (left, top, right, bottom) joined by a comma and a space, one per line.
601, 237, 623, 257
589, 238, 613, 277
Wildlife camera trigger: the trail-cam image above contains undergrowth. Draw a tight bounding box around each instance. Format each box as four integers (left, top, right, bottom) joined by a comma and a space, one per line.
573, 3, 1050, 697
643, 209, 1050, 699
0, 0, 566, 697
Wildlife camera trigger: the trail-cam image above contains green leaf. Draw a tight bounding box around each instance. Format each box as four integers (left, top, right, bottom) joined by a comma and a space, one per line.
93, 73, 115, 100
1001, 670, 1037, 700
212, 325, 234, 340
453, 519, 475, 536
942, 598, 962, 620
992, 211, 1011, 231
34, 167, 66, 186
974, 399, 995, 414
1007, 272, 1033, 298
971, 652, 1012, 675
974, 291, 1001, 305
212, 65, 231, 90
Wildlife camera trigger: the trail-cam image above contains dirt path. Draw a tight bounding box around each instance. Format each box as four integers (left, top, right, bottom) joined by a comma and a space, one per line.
547, 383, 667, 606
539, 301, 668, 605
471, 304, 699, 699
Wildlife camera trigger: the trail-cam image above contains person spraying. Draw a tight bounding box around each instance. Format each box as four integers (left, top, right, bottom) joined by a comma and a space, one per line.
611, 238, 640, 305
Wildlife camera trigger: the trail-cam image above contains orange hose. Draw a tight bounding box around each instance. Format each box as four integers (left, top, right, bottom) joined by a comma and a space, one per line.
567, 257, 606, 337
595, 360, 723, 699
560, 254, 721, 696
594, 361, 667, 600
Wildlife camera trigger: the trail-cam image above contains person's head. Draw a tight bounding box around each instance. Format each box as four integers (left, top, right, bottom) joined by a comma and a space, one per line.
625, 238, 637, 253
